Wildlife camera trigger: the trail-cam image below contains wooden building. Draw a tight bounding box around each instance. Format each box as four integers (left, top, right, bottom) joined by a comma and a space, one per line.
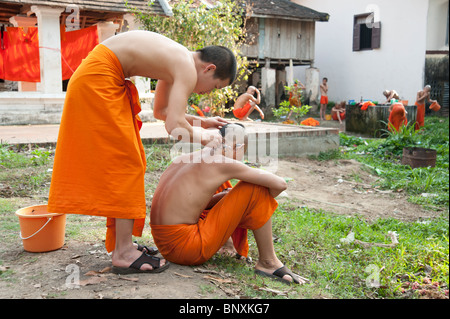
240, 0, 329, 107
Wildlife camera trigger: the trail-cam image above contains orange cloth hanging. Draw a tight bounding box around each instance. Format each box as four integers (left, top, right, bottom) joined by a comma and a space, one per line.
0, 26, 98, 82
151, 182, 278, 265
48, 44, 147, 253
61, 25, 98, 80
0, 27, 40, 82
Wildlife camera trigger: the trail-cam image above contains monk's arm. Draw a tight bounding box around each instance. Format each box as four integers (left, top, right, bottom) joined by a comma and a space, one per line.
221, 161, 287, 198
205, 190, 230, 210
255, 89, 261, 104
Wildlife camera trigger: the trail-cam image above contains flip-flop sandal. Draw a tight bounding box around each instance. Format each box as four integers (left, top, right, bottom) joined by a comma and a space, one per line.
112, 252, 170, 274
134, 241, 159, 255
255, 265, 302, 285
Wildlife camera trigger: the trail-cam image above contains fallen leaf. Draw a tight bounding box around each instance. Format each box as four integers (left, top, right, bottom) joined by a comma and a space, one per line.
85, 270, 101, 276
0, 265, 10, 273
174, 272, 192, 278
258, 287, 287, 296
118, 276, 139, 282
203, 275, 236, 284
99, 266, 112, 274
79, 276, 107, 286
194, 268, 220, 275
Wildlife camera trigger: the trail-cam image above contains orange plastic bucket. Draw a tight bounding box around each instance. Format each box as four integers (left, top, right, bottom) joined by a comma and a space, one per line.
430, 101, 441, 112
15, 205, 66, 252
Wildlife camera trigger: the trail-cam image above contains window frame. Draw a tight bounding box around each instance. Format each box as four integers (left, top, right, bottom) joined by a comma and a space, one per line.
353, 13, 381, 51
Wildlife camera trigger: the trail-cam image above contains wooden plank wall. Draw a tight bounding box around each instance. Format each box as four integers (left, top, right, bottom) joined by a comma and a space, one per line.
241, 17, 315, 62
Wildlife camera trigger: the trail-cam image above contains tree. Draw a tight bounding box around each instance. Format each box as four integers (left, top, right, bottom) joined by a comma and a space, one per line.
127, 0, 251, 117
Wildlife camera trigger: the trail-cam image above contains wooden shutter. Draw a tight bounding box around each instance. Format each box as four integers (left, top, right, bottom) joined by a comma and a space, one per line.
371, 21, 381, 49
353, 23, 361, 51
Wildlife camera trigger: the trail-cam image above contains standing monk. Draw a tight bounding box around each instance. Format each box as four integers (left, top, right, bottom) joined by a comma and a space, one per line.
48, 30, 237, 274
414, 85, 436, 130
319, 77, 328, 121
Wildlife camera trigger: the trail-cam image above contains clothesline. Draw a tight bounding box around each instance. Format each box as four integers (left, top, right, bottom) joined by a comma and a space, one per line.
39, 46, 76, 74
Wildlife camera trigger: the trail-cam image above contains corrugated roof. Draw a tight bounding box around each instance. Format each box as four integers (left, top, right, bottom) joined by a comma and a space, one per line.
169, 0, 329, 21
0, 0, 167, 16
247, 0, 329, 21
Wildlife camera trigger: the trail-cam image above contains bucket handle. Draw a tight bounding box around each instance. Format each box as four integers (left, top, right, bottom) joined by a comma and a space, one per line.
20, 217, 53, 240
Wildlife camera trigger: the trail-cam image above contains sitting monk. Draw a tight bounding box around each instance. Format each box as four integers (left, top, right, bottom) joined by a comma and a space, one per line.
388, 102, 408, 132
150, 123, 307, 284
331, 101, 346, 123
233, 86, 264, 121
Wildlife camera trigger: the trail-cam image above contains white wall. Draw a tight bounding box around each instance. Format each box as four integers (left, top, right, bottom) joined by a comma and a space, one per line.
426, 0, 449, 50
292, 0, 429, 104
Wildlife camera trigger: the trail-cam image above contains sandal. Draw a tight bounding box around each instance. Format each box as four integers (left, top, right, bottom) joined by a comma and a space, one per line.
255, 265, 307, 285
112, 252, 170, 274
134, 241, 159, 255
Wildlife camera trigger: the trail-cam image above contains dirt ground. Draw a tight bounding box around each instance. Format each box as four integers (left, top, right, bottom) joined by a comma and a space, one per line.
0, 157, 440, 299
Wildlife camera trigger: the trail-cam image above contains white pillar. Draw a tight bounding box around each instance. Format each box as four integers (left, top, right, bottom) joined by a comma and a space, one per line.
261, 60, 276, 108
9, 16, 38, 92
96, 21, 119, 43
305, 67, 320, 108
31, 5, 64, 94
287, 59, 294, 87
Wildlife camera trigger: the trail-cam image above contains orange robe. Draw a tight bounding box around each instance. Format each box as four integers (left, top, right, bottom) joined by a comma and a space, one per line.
233, 101, 252, 119
415, 102, 425, 130
388, 103, 408, 132
151, 181, 278, 265
48, 44, 147, 253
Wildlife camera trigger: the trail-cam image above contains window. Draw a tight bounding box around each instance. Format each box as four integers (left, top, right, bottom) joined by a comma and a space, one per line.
353, 13, 381, 51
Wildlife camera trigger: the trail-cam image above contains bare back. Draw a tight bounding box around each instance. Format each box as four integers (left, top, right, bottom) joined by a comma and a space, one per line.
150, 150, 229, 225
102, 30, 196, 83
234, 93, 256, 109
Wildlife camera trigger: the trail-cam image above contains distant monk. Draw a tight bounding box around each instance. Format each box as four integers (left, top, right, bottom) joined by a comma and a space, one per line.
233, 86, 264, 121
383, 89, 400, 104
388, 102, 408, 132
414, 85, 436, 130
331, 101, 346, 124
319, 77, 328, 121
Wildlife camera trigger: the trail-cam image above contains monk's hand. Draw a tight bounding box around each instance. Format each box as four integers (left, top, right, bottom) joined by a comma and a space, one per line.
201, 129, 223, 148
202, 116, 229, 129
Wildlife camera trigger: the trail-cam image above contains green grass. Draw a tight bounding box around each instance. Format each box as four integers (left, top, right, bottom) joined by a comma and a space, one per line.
0, 117, 448, 299
207, 203, 448, 299
339, 116, 449, 209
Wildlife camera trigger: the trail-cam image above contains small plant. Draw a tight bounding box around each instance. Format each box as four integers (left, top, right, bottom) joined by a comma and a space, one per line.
375, 121, 423, 159
272, 80, 311, 123
273, 101, 311, 124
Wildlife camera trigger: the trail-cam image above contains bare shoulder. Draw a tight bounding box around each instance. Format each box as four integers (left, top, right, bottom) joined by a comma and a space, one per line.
102, 30, 194, 79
